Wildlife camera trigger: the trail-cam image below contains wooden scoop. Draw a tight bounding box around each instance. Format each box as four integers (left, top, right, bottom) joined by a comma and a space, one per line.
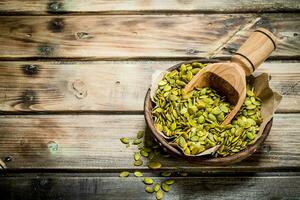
184, 28, 277, 125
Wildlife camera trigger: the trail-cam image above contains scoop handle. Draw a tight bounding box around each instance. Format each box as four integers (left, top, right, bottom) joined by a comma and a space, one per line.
231, 28, 277, 76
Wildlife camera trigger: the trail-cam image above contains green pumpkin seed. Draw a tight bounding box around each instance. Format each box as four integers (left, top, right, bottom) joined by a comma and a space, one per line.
162, 182, 170, 192
148, 161, 162, 169
134, 160, 143, 166
153, 183, 161, 192
161, 172, 172, 177
140, 150, 149, 157
179, 172, 188, 177
134, 152, 141, 161
145, 186, 154, 193
134, 171, 143, 177
165, 179, 175, 185
137, 131, 144, 139
143, 178, 154, 185
133, 139, 142, 145
119, 171, 130, 177
120, 137, 129, 144
156, 190, 164, 200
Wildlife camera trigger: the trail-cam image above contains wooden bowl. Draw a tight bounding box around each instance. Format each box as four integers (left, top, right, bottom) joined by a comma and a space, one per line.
144, 60, 273, 165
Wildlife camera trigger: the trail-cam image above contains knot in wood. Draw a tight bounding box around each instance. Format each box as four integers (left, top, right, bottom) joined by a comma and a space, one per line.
48, 18, 65, 33
186, 49, 200, 55
47, 141, 58, 154
4, 155, 12, 162
48, 2, 63, 12
38, 44, 54, 56
23, 64, 39, 75
72, 80, 88, 99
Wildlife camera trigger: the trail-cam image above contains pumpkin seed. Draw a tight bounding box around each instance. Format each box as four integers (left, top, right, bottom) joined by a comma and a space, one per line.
137, 131, 144, 139
120, 137, 129, 144
156, 190, 164, 200
148, 161, 162, 169
162, 182, 170, 192
179, 172, 188, 176
145, 186, 154, 193
134, 171, 143, 177
134, 160, 143, 166
133, 139, 142, 145
143, 178, 154, 185
119, 171, 130, 177
161, 172, 172, 177
165, 179, 175, 185
153, 183, 161, 192
134, 152, 141, 161
140, 150, 149, 157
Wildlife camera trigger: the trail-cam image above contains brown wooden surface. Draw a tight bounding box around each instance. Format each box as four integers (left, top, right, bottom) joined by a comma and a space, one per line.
0, 0, 299, 13
0, 61, 298, 113
0, 0, 299, 199
1, 173, 300, 200
0, 114, 298, 171
0, 14, 299, 59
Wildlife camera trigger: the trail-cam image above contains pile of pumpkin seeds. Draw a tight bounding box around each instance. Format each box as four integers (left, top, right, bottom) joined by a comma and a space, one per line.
152, 62, 263, 157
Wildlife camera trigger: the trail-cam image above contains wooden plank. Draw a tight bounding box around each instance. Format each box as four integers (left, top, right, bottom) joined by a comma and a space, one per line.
0, 113, 298, 171
0, 0, 299, 14
0, 174, 299, 200
0, 14, 298, 59
0, 61, 298, 113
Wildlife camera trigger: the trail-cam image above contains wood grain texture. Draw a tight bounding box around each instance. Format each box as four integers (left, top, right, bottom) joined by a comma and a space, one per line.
0, 0, 299, 13
0, 61, 298, 113
0, 14, 299, 59
1, 173, 300, 200
0, 114, 299, 171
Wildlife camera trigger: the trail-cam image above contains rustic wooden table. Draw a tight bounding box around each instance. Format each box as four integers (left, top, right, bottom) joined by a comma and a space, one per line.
0, 1, 299, 199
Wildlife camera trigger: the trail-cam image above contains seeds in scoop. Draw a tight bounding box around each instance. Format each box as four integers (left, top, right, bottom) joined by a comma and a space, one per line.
162, 182, 170, 192
165, 179, 175, 185
145, 186, 154, 193
133, 139, 142, 145
134, 160, 143, 166
137, 131, 144, 139
134, 152, 141, 161
143, 178, 154, 185
134, 171, 143, 177
148, 161, 162, 169
153, 183, 160, 192
161, 172, 172, 177
156, 190, 164, 200
119, 171, 130, 177
120, 137, 129, 144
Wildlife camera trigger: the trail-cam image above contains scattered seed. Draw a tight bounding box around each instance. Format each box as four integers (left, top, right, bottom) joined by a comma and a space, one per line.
134, 171, 143, 177
165, 179, 175, 185
137, 131, 145, 139
162, 182, 170, 192
179, 172, 188, 177
120, 137, 129, 144
161, 172, 172, 177
119, 171, 130, 177
143, 178, 154, 185
153, 183, 161, 192
148, 161, 162, 169
134, 160, 143, 166
133, 139, 142, 145
134, 152, 141, 161
156, 190, 164, 200
145, 186, 154, 193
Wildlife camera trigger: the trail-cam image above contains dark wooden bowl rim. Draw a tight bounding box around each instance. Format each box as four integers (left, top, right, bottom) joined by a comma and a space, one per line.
144, 59, 273, 165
